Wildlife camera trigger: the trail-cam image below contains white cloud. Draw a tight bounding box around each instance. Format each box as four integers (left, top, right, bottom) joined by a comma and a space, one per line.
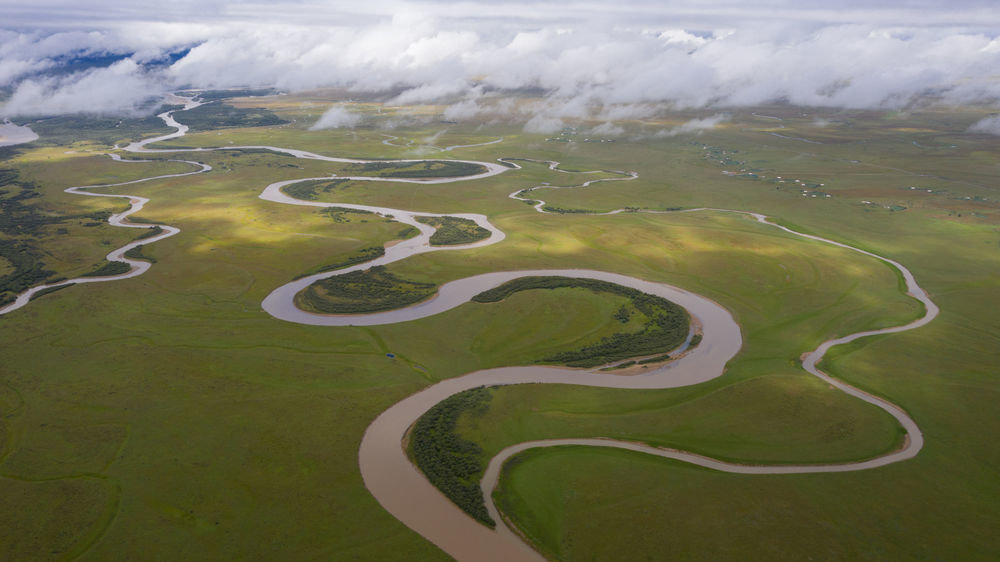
442, 99, 483, 121
0, 120, 39, 146
657, 114, 730, 137
2, 59, 162, 116
2, 7, 1000, 117
310, 104, 363, 130
390, 79, 470, 105
968, 115, 1000, 135
589, 122, 625, 136
523, 114, 564, 134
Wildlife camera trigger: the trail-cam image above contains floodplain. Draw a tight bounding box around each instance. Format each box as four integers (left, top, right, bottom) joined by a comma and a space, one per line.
0, 91, 998, 560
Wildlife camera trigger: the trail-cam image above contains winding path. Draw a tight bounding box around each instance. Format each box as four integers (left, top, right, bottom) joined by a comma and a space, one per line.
0, 97, 938, 562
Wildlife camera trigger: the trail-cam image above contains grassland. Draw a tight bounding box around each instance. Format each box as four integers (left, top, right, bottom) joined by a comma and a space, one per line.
0, 92, 997, 561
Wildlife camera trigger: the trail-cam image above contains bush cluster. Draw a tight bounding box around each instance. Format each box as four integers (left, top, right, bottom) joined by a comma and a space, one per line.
415, 216, 490, 246
410, 387, 495, 527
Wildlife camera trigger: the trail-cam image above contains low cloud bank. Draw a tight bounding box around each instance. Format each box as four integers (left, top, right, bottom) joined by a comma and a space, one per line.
310, 104, 362, 130
3, 59, 162, 116
968, 115, 1000, 135
2, 17, 999, 118
656, 114, 730, 137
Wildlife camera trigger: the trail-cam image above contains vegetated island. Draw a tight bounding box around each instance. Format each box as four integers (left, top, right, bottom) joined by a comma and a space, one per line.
415, 216, 491, 246
345, 160, 487, 178
472, 276, 691, 367
294, 265, 436, 314
281, 179, 351, 201
409, 277, 692, 525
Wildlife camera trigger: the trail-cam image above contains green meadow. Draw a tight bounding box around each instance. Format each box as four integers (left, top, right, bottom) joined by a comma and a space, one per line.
0, 93, 997, 560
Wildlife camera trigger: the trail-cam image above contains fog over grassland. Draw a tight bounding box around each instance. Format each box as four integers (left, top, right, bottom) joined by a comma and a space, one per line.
2, 0, 999, 132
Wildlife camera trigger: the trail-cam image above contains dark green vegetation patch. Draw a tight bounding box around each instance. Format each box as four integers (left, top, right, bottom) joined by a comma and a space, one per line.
282, 179, 350, 201
135, 226, 163, 240
473, 277, 690, 367
541, 206, 592, 214
23, 115, 172, 146
293, 246, 385, 280
80, 261, 131, 278
295, 265, 436, 314
320, 206, 376, 223
410, 386, 495, 527
396, 226, 418, 239
416, 216, 491, 246
346, 160, 486, 178
0, 168, 110, 305
175, 102, 289, 131
29, 283, 71, 301
123, 245, 156, 263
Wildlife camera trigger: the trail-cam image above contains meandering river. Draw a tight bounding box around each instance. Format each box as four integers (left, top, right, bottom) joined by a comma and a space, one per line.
0, 98, 937, 561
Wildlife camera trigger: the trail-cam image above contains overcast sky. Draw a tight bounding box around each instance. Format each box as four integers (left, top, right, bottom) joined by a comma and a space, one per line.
2, 0, 999, 117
